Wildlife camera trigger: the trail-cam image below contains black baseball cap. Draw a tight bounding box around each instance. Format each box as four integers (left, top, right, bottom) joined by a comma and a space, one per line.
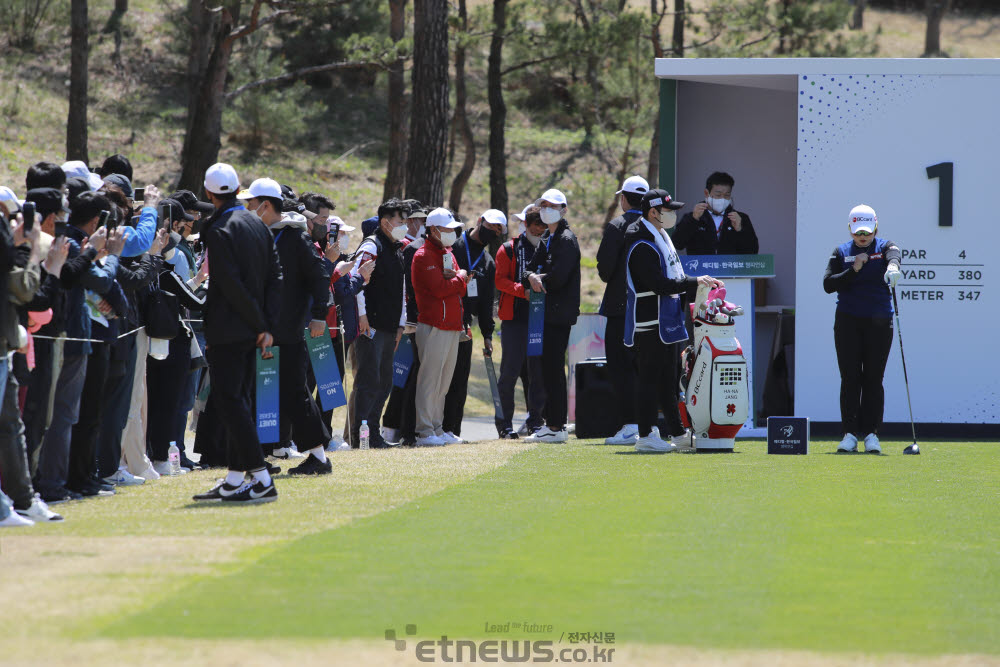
25, 187, 70, 217
102, 173, 134, 199
160, 198, 195, 222
65, 177, 91, 206
169, 189, 215, 214
641, 188, 685, 213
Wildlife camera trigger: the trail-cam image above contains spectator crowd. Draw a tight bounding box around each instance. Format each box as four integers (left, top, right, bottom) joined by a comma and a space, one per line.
0, 154, 752, 522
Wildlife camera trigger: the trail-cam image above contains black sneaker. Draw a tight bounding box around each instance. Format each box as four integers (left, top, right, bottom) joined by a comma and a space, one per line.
220, 479, 277, 504
498, 429, 519, 440
39, 486, 83, 504
192, 480, 245, 502
288, 455, 332, 476
69, 480, 115, 497
179, 457, 202, 471
267, 462, 281, 476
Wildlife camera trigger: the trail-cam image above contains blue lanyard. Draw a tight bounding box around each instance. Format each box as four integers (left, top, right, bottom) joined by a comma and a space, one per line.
545, 234, 553, 253
221, 205, 245, 216
626, 209, 642, 215
274, 229, 286, 244
463, 231, 485, 271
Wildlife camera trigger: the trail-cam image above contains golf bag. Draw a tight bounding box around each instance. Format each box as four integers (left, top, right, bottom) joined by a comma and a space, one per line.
678, 285, 749, 450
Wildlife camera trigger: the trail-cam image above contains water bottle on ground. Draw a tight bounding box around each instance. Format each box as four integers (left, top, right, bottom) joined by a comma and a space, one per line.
360, 420, 370, 450
168, 441, 180, 476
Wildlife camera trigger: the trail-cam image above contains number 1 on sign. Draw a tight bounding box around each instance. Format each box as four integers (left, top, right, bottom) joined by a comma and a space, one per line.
926, 162, 953, 227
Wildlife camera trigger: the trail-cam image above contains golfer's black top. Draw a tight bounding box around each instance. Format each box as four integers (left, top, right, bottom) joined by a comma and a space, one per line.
823, 237, 901, 318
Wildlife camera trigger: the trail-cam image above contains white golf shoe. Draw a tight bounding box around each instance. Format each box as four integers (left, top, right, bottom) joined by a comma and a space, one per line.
863, 433, 881, 454
605, 424, 639, 445
415, 434, 446, 447
635, 431, 677, 453
441, 432, 465, 444
838, 433, 859, 452
524, 426, 568, 443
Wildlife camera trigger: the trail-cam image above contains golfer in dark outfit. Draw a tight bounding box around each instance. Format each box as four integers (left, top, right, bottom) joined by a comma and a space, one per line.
822, 204, 902, 455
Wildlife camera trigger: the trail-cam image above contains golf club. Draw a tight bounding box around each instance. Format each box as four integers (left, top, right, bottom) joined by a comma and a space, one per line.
892, 287, 920, 455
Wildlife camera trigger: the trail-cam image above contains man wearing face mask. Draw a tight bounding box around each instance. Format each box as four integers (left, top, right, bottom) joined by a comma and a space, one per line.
380, 201, 427, 446
441, 209, 502, 442
410, 208, 471, 446
625, 189, 723, 452
240, 178, 333, 473
347, 198, 409, 449
673, 171, 759, 255
522, 189, 581, 444
300, 192, 337, 247
494, 206, 547, 439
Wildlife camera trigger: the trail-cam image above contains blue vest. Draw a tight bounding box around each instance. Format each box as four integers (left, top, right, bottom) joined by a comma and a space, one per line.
624, 240, 688, 346
835, 237, 893, 318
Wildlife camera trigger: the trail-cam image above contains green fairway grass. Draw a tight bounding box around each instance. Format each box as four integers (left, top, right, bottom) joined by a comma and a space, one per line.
103, 440, 1000, 657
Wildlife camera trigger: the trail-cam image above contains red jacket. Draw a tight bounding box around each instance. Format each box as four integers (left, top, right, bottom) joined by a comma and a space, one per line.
496, 238, 527, 321
412, 241, 466, 331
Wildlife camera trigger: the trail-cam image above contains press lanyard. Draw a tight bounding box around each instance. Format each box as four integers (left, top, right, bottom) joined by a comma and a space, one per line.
626, 209, 642, 215
463, 231, 484, 271
274, 229, 286, 244
221, 205, 245, 216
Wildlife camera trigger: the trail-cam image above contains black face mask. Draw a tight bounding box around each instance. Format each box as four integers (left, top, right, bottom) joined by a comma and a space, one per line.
478, 226, 496, 245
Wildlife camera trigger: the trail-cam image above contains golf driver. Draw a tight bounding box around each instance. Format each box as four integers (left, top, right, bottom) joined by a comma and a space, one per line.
891, 287, 919, 455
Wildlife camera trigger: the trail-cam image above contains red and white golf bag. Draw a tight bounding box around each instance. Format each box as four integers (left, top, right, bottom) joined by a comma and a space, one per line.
678, 284, 749, 450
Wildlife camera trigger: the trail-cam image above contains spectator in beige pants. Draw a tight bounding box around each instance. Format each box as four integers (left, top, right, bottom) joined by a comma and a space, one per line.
122, 328, 156, 478
410, 208, 471, 447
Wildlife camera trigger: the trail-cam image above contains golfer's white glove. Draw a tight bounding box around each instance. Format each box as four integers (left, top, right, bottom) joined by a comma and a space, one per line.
884, 264, 901, 288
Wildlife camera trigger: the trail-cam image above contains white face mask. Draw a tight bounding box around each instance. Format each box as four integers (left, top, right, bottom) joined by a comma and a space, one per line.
438, 230, 457, 247
707, 197, 731, 215
661, 210, 677, 229
525, 232, 542, 248
390, 224, 408, 241
540, 207, 562, 225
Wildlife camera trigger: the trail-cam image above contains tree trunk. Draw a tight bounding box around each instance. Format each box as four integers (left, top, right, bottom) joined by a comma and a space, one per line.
924, 0, 952, 56
447, 0, 475, 213
487, 0, 508, 213
671, 0, 684, 56
383, 0, 408, 200
851, 0, 866, 30
67, 0, 89, 164
405, 0, 450, 206
177, 2, 240, 193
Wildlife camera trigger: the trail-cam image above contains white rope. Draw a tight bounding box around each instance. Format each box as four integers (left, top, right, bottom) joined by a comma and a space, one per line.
30, 326, 145, 343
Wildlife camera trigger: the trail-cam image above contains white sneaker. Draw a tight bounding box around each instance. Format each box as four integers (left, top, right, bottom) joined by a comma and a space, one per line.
152, 460, 188, 476
635, 431, 677, 452
381, 427, 398, 443
863, 433, 881, 454
138, 465, 161, 481
326, 434, 347, 451
271, 446, 305, 460
441, 431, 465, 445
415, 434, 446, 447
605, 424, 639, 445
103, 467, 145, 486
671, 429, 694, 448
838, 433, 859, 452
287, 442, 306, 458
15, 494, 63, 522
524, 426, 568, 443
0, 511, 34, 527
517, 423, 533, 437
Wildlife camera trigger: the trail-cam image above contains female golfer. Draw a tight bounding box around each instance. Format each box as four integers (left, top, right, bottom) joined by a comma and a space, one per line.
822, 204, 902, 454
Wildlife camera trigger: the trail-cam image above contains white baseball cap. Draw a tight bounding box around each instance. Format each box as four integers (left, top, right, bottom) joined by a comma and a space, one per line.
236, 177, 282, 200
61, 160, 104, 191
480, 208, 507, 232
513, 204, 533, 222
616, 175, 649, 196
426, 207, 463, 229
203, 162, 240, 195
848, 204, 878, 234
327, 215, 355, 232
0, 186, 23, 212
539, 188, 567, 207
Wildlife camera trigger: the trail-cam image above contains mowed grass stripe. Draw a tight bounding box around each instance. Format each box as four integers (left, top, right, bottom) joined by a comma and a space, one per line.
104, 441, 1000, 655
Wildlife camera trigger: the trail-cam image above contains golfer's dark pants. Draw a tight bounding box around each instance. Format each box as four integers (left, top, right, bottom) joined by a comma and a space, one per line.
67, 343, 111, 489
497, 320, 545, 433
834, 310, 893, 437
604, 316, 637, 428
23, 338, 55, 478
382, 334, 418, 440
0, 363, 35, 509
205, 342, 266, 472
632, 331, 684, 438
540, 324, 572, 431
268, 341, 330, 453
147, 334, 191, 462
349, 329, 396, 447
442, 338, 473, 436
97, 335, 136, 479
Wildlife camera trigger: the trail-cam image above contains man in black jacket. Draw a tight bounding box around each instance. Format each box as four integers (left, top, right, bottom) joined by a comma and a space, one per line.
346, 198, 408, 449
522, 189, 580, 443
624, 189, 721, 453
672, 171, 759, 256
240, 178, 332, 474
441, 209, 502, 442
596, 175, 647, 445
193, 163, 283, 504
